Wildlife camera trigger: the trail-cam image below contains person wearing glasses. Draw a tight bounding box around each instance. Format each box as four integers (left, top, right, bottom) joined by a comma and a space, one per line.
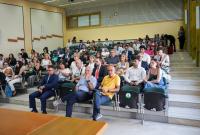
105, 49, 120, 65
59, 66, 97, 117
92, 64, 120, 121
29, 65, 58, 114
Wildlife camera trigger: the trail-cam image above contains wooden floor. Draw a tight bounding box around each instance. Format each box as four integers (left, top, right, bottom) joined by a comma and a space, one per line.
0, 108, 107, 135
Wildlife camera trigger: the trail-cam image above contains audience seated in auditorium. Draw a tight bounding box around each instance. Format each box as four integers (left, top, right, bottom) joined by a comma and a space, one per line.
92, 64, 120, 121
29, 65, 58, 114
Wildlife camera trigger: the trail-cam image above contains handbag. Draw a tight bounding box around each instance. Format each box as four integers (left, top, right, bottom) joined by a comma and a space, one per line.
5, 84, 12, 97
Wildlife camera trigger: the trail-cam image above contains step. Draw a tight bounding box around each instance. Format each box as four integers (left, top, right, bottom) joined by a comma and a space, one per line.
171, 73, 200, 78
171, 76, 200, 80
0, 95, 168, 123
169, 87, 200, 96
170, 67, 200, 72
170, 62, 196, 67
168, 107, 200, 127
168, 94, 200, 109
169, 80, 200, 86
171, 71, 200, 74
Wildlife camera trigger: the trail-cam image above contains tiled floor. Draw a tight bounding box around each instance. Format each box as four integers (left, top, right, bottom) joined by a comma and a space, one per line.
0, 103, 200, 135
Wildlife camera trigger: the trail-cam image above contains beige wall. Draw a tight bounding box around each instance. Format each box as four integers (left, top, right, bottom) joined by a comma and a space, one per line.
0, 0, 66, 53
66, 20, 183, 48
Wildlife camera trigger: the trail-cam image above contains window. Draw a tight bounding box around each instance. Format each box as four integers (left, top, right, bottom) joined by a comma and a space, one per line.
67, 12, 100, 28
78, 15, 89, 27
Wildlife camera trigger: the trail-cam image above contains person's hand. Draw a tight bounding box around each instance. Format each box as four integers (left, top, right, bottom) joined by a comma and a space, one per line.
38, 88, 42, 93
102, 87, 108, 93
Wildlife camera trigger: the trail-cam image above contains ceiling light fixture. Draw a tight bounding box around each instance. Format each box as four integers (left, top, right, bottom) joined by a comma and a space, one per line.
59, 0, 96, 7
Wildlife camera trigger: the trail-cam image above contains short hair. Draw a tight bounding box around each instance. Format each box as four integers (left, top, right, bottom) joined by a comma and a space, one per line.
157, 47, 163, 51
139, 45, 146, 50
48, 65, 55, 69
0, 54, 3, 57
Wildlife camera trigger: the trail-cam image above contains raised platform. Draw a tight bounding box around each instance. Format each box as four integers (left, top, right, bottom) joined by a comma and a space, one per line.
0, 108, 107, 135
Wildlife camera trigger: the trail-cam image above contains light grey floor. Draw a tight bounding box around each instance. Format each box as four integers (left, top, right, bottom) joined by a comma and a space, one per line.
0, 103, 200, 135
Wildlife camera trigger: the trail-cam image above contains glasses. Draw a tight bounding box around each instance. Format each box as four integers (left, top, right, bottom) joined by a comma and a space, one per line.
47, 70, 53, 71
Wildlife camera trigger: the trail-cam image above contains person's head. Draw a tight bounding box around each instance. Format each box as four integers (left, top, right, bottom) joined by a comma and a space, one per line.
110, 49, 116, 57
44, 54, 50, 60
95, 58, 102, 67
76, 60, 83, 69
150, 58, 159, 68
3, 61, 9, 68
21, 49, 25, 53
85, 66, 92, 76
73, 53, 80, 61
107, 64, 116, 77
120, 54, 126, 62
9, 53, 14, 59
157, 47, 163, 56
96, 52, 101, 58
89, 55, 95, 63
125, 43, 129, 50
139, 45, 146, 53
132, 58, 140, 68
59, 62, 65, 69
0, 54, 3, 60
47, 65, 55, 75
31, 49, 35, 54
116, 68, 124, 76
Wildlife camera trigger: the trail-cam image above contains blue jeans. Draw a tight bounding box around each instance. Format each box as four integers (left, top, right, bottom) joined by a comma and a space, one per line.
92, 90, 111, 119
29, 90, 55, 112
62, 90, 93, 117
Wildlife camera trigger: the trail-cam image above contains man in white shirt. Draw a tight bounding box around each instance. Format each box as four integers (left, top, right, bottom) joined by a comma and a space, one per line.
124, 58, 146, 88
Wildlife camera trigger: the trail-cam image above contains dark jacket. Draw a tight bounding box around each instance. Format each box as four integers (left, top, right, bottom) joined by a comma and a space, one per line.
92, 65, 107, 83
39, 74, 59, 91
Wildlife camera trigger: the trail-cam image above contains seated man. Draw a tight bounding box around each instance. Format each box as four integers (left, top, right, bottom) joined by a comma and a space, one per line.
62, 66, 97, 117
29, 65, 58, 114
93, 64, 120, 121
92, 58, 107, 88
124, 58, 146, 90
105, 49, 120, 65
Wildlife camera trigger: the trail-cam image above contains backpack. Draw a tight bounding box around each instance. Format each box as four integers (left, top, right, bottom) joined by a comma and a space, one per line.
5, 84, 12, 97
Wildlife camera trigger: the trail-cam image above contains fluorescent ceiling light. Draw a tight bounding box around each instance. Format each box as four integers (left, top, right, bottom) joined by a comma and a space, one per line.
44, 0, 57, 3
59, 0, 96, 7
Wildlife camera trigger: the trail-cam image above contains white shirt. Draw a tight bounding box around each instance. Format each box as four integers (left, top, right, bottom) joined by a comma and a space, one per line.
124, 66, 146, 83
41, 59, 51, 68
58, 68, 71, 80
0, 59, 4, 69
140, 53, 151, 64
88, 62, 95, 71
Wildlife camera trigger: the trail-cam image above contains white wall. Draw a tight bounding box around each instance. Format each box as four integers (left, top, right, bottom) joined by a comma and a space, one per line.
31, 9, 63, 53
0, 3, 24, 57
66, 0, 183, 26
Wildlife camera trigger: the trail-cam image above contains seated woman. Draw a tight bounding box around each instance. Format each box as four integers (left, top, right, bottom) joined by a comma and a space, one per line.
144, 59, 166, 90
116, 54, 129, 72
56, 62, 71, 82
41, 54, 52, 70
3, 62, 22, 96
87, 55, 95, 71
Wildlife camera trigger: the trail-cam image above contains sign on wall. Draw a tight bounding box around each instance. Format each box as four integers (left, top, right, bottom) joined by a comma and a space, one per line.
185, 9, 187, 25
